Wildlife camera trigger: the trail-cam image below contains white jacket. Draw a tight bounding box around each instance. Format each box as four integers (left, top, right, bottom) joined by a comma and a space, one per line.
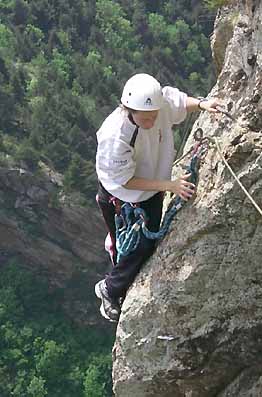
96, 86, 187, 202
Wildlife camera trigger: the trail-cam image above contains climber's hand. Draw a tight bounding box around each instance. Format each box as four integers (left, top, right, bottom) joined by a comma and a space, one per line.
169, 174, 195, 200
200, 98, 222, 113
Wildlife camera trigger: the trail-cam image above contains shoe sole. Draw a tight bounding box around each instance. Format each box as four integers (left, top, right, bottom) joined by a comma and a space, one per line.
95, 283, 117, 322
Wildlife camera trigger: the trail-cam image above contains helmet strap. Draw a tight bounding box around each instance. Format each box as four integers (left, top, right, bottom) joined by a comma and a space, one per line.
128, 112, 138, 127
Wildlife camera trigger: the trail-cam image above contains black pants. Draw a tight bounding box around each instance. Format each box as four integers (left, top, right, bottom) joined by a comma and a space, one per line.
96, 183, 163, 299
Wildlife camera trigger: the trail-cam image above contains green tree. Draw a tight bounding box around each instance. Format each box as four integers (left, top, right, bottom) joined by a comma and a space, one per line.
45, 139, 71, 171
0, 23, 16, 58
34, 339, 68, 392
11, 0, 29, 26
14, 141, 40, 170
185, 41, 204, 72
148, 13, 168, 41
84, 355, 112, 397
27, 376, 47, 397
203, 0, 229, 10
63, 153, 97, 199
51, 48, 71, 82
84, 366, 104, 397
96, 0, 136, 53
0, 261, 114, 396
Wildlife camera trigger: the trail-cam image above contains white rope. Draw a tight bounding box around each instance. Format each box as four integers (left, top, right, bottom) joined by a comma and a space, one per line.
214, 137, 262, 217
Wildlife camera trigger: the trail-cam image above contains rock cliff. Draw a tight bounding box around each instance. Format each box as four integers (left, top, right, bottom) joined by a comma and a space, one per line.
113, 1, 262, 396
0, 164, 107, 325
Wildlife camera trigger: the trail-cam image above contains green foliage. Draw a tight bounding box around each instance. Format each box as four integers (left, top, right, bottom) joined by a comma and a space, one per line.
27, 376, 47, 397
96, 0, 136, 53
63, 153, 97, 198
1, 134, 18, 155
84, 354, 112, 397
0, 0, 216, 201
167, 19, 191, 46
203, 0, 229, 10
51, 49, 71, 82
0, 23, 16, 57
0, 261, 114, 397
84, 366, 105, 397
45, 139, 71, 171
14, 141, 40, 170
148, 13, 167, 40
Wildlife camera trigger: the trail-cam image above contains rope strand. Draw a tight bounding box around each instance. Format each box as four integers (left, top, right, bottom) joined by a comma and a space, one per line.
115, 153, 200, 261
214, 138, 262, 217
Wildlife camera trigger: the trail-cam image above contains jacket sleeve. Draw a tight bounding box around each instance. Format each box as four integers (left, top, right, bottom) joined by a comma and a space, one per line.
162, 86, 188, 125
96, 137, 136, 190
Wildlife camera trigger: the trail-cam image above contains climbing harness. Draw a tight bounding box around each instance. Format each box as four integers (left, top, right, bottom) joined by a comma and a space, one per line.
115, 128, 210, 261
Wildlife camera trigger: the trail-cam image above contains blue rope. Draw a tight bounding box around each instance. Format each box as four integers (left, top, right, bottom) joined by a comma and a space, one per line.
115, 152, 201, 261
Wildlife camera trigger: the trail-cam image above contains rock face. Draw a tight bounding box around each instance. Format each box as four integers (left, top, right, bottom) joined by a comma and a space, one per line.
113, 1, 262, 396
0, 165, 107, 325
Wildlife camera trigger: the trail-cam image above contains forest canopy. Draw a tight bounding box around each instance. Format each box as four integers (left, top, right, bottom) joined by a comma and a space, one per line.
0, 260, 114, 397
0, 0, 216, 202
0, 1, 219, 395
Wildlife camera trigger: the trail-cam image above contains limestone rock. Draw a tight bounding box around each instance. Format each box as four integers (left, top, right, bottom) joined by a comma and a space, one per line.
113, 1, 262, 396
211, 4, 235, 74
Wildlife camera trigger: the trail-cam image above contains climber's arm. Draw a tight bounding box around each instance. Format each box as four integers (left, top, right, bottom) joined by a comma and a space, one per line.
123, 174, 195, 201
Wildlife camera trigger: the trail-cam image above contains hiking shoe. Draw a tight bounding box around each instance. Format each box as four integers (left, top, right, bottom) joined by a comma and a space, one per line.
95, 280, 121, 322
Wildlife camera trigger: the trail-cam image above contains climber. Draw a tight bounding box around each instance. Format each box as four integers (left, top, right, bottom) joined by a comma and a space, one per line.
95, 73, 220, 322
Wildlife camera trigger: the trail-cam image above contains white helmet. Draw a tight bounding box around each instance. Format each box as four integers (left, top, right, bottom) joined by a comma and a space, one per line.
121, 73, 163, 111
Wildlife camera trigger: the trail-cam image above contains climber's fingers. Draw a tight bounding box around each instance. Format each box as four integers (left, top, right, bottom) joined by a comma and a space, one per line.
200, 98, 223, 113
170, 174, 195, 200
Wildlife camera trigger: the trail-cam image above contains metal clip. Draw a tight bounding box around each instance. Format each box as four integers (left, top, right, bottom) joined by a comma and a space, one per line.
194, 128, 216, 146
194, 128, 204, 141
